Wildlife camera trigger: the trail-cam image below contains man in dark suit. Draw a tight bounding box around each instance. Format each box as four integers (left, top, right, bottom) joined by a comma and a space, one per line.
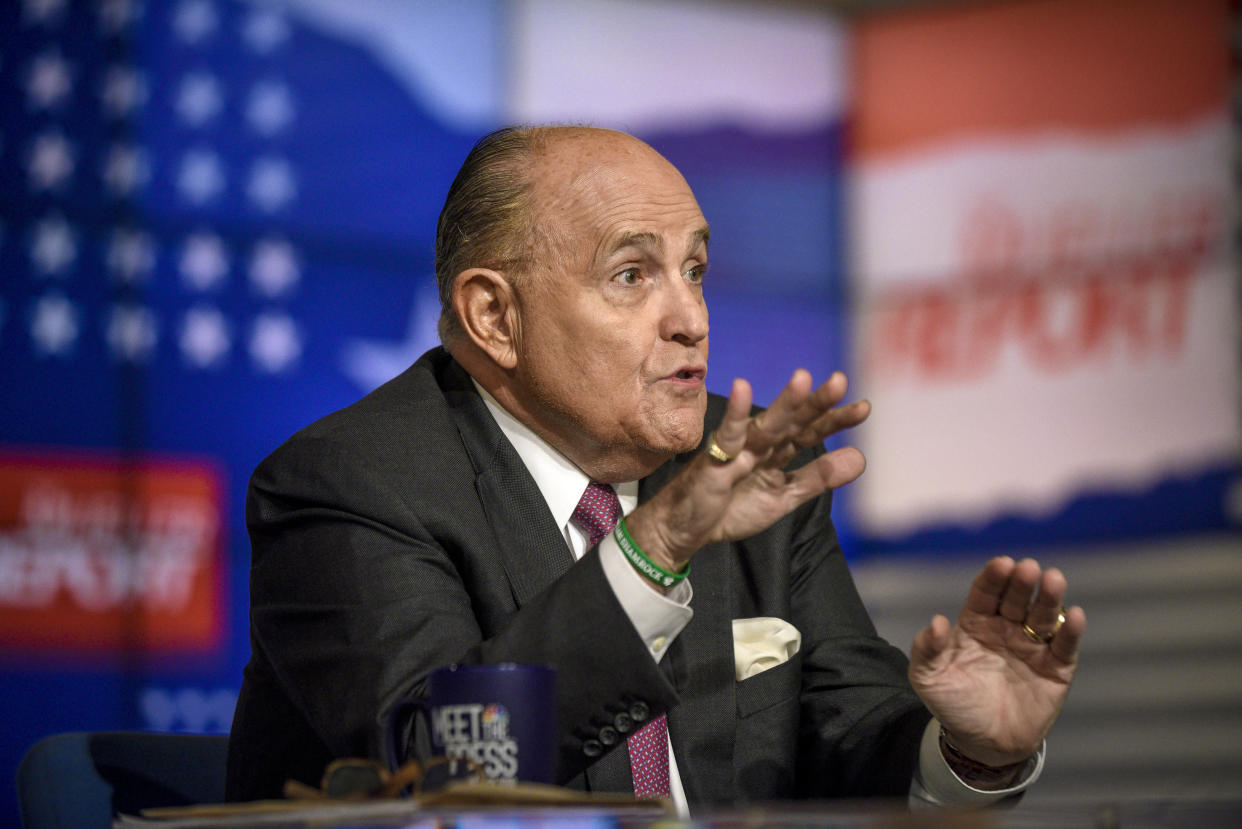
227, 126, 1084, 810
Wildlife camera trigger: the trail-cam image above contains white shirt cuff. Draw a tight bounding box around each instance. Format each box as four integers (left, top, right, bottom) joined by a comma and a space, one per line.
911, 718, 1044, 808
598, 532, 693, 662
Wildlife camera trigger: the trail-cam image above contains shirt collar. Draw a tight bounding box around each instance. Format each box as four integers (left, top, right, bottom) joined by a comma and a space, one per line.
473, 380, 638, 529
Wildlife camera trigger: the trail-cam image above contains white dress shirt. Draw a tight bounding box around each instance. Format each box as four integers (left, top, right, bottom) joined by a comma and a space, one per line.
474, 382, 1041, 812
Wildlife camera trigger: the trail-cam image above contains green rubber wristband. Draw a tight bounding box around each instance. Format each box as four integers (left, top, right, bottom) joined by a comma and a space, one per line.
613, 517, 690, 588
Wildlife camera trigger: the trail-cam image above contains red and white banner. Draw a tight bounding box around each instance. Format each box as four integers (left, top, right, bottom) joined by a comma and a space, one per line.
849, 0, 1237, 534
0, 450, 226, 655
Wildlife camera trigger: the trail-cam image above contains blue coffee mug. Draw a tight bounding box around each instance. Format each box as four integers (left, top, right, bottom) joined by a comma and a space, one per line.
390, 663, 557, 785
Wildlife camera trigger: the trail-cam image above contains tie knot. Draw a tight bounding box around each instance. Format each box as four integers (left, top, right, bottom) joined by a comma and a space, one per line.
572, 481, 622, 548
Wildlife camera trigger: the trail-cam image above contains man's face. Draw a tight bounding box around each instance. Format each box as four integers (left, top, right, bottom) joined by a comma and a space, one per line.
511, 132, 710, 481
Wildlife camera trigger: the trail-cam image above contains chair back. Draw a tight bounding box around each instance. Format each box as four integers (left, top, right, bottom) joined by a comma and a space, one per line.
17, 731, 229, 829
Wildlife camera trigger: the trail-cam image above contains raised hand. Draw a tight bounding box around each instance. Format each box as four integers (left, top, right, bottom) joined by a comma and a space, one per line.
908, 556, 1086, 767
625, 369, 869, 577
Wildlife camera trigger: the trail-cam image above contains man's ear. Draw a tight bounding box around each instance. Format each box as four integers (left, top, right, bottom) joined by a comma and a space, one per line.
452, 268, 520, 370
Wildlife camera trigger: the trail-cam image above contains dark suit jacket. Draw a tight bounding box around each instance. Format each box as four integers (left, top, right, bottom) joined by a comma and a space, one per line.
226, 348, 930, 805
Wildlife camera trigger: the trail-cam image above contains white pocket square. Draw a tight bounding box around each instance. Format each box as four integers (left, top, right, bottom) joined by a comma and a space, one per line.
732, 617, 802, 680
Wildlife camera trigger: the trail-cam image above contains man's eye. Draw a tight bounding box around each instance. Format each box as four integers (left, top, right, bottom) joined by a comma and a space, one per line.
614, 269, 641, 285
685, 265, 706, 285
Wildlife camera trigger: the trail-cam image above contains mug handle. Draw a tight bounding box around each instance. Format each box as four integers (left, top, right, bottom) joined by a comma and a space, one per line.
385, 697, 429, 772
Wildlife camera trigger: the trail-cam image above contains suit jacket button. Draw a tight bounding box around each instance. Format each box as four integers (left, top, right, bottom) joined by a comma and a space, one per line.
628, 700, 650, 723
605, 703, 635, 733
597, 725, 619, 746
582, 738, 603, 758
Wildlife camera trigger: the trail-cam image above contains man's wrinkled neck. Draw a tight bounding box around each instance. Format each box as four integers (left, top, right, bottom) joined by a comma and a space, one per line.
450, 341, 672, 483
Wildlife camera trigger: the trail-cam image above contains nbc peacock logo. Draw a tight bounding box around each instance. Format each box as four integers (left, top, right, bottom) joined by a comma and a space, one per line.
480, 703, 510, 741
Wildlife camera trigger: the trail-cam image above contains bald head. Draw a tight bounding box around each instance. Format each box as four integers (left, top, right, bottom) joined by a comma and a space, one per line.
433, 126, 690, 344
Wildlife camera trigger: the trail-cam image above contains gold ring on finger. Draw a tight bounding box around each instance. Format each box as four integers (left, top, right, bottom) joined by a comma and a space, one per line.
1022, 608, 1067, 645
705, 431, 734, 464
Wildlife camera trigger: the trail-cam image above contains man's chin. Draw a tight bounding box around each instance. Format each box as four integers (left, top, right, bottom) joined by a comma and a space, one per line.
672, 427, 706, 456
622, 399, 706, 465
647, 416, 705, 457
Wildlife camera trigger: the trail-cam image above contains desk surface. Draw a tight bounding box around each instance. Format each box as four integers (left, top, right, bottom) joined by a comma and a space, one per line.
117, 797, 1242, 829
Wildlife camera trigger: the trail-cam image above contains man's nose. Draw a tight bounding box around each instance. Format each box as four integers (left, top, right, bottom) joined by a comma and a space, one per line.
660, 276, 709, 345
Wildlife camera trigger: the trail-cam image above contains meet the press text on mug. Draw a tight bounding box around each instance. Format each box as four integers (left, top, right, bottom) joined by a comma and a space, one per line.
431, 703, 519, 781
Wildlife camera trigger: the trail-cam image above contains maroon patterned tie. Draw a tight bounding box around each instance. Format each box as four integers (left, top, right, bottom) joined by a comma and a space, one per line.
571, 481, 672, 799
571, 481, 622, 548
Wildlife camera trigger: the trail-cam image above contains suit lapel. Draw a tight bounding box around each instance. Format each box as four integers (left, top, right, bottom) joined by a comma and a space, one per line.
474, 462, 575, 605
639, 460, 737, 805
441, 360, 575, 606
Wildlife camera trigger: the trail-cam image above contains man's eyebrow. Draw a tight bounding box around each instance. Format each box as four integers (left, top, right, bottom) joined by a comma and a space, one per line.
687, 226, 710, 256
603, 226, 711, 258
605, 231, 663, 256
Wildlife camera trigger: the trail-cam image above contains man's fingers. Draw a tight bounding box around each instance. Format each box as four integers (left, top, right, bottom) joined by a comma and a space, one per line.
1023, 568, 1068, 633
712, 378, 754, 453
997, 558, 1042, 622
910, 614, 953, 668
808, 370, 850, 411
959, 557, 1085, 667
961, 556, 1017, 616
763, 398, 871, 472
1048, 606, 1086, 665
749, 371, 868, 455
750, 369, 813, 439
710, 370, 869, 484
788, 446, 866, 494
797, 399, 871, 446
780, 370, 849, 434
